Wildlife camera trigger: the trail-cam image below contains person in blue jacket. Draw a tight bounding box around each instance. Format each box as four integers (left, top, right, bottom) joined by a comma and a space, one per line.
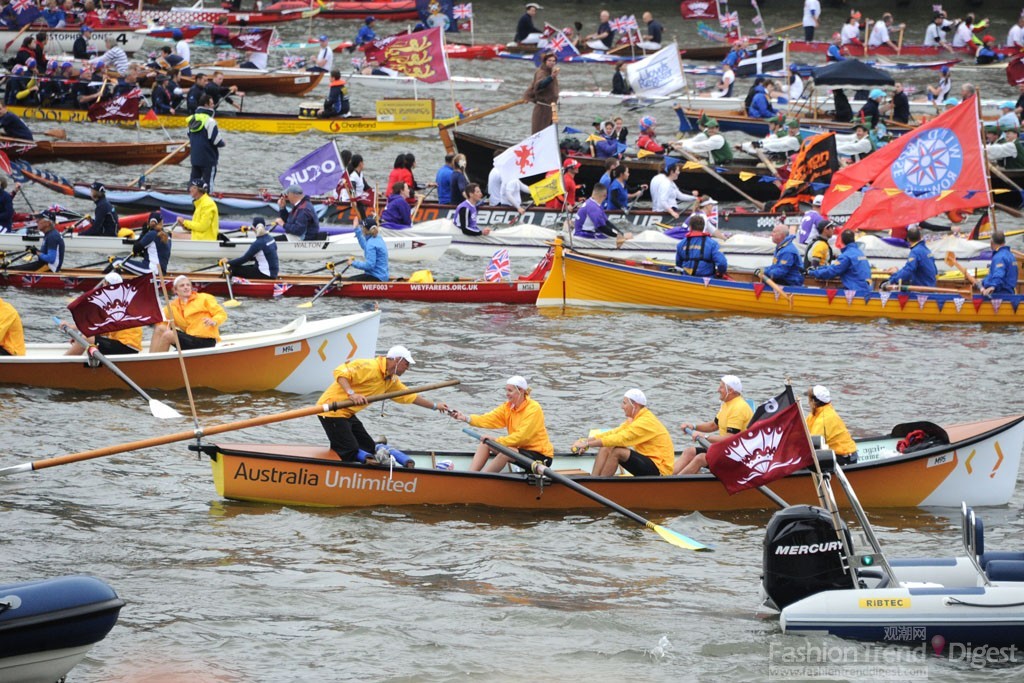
979, 230, 1018, 297
602, 166, 645, 211
746, 82, 776, 119
808, 229, 872, 293
120, 211, 171, 275
435, 154, 454, 204
277, 183, 322, 240
760, 224, 804, 286
355, 16, 377, 47
0, 178, 19, 232
9, 218, 63, 272
80, 182, 118, 237
227, 217, 279, 279
346, 216, 389, 282
883, 226, 937, 289
675, 215, 727, 277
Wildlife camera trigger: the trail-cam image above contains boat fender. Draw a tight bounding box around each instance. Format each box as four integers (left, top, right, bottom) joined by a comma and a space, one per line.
354, 449, 372, 464
379, 444, 415, 468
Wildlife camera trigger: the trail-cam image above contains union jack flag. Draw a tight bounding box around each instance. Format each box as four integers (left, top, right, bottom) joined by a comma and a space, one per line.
273, 283, 292, 297
453, 3, 472, 19
623, 14, 639, 31
484, 248, 510, 282
549, 31, 568, 52
719, 11, 739, 28
231, 277, 252, 285
609, 16, 627, 32
12, 0, 34, 13
282, 55, 304, 69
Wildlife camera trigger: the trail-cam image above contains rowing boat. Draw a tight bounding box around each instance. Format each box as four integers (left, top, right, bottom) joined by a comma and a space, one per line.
787, 39, 1021, 59
678, 108, 916, 138
347, 73, 503, 93
0, 230, 452, 263
0, 312, 380, 393
0, 26, 146, 54
138, 3, 319, 26
197, 413, 1024, 510
536, 239, 1017, 323
2, 138, 189, 166
0, 575, 123, 683
1, 254, 553, 304
173, 69, 324, 97
4, 103, 458, 136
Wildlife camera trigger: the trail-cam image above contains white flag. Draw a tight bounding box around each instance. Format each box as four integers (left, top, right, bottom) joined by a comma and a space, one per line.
494, 125, 561, 180
626, 43, 685, 98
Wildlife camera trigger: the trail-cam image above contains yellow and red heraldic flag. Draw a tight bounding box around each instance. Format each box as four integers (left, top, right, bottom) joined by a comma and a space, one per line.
364, 27, 450, 84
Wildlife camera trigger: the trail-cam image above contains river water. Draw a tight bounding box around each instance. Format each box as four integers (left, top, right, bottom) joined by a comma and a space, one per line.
4, 2, 1024, 682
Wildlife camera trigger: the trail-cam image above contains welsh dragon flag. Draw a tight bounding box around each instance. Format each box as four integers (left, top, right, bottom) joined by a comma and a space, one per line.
821, 96, 989, 231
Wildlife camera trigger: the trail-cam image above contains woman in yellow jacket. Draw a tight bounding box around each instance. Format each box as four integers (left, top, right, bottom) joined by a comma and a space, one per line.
806, 385, 859, 465
149, 275, 227, 352
174, 180, 220, 241
573, 389, 675, 476
451, 375, 554, 472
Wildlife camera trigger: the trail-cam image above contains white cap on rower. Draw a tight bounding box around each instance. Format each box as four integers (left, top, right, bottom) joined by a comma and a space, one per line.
721, 375, 743, 394
386, 344, 415, 365
624, 388, 647, 406
506, 375, 529, 390
812, 194, 824, 206
812, 385, 831, 404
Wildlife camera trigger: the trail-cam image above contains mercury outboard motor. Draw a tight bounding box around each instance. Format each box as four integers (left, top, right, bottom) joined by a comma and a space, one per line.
762, 505, 852, 610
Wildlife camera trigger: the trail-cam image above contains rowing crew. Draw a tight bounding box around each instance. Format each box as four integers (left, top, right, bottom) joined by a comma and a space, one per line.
316, 349, 856, 479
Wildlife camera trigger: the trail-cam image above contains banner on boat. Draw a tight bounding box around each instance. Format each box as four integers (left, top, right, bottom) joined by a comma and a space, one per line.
706, 402, 815, 495
278, 142, 344, 197
68, 273, 163, 337
735, 41, 786, 78
228, 28, 273, 54
822, 95, 989, 230
679, 0, 720, 20
773, 131, 838, 212
364, 26, 450, 83
528, 171, 564, 205
494, 125, 561, 181
87, 88, 141, 122
625, 43, 685, 98
416, 0, 459, 32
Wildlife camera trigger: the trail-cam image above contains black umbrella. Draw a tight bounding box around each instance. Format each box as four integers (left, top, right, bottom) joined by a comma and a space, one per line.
811, 59, 896, 87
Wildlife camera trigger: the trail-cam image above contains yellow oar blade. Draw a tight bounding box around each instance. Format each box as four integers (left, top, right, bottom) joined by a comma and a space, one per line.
296, 301, 314, 309
223, 299, 241, 308
647, 521, 713, 551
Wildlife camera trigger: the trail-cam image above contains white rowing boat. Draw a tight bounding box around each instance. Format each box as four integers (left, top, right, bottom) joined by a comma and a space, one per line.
347, 73, 503, 93
0, 230, 451, 264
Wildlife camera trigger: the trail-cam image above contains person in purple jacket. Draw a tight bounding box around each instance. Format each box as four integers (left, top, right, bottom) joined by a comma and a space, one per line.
380, 181, 413, 229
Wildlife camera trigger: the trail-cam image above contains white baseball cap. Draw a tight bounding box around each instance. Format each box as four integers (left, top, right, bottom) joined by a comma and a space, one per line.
812, 194, 824, 206
506, 375, 528, 390
812, 385, 831, 403
721, 375, 743, 394
386, 345, 415, 365
624, 388, 647, 406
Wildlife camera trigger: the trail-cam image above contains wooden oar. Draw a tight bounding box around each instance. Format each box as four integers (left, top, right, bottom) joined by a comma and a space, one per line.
768, 21, 802, 36
0, 381, 459, 477
55, 318, 182, 420
3, 23, 30, 53
411, 190, 428, 223
129, 141, 189, 188
885, 283, 972, 295
677, 150, 766, 210
41, 128, 67, 140
752, 147, 781, 179
944, 251, 978, 287
863, 21, 872, 58
995, 203, 1024, 219
989, 162, 1024, 207
896, 26, 905, 55
219, 260, 241, 308
683, 427, 788, 509
462, 428, 711, 551
757, 271, 791, 303
297, 261, 351, 308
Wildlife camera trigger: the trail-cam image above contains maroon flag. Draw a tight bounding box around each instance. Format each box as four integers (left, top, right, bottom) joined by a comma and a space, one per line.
679, 0, 720, 20
705, 403, 815, 495
228, 28, 273, 54
1007, 53, 1024, 87
364, 27, 450, 83
87, 88, 142, 122
68, 273, 164, 337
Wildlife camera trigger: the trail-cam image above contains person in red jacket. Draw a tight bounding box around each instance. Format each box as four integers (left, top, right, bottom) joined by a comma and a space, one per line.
544, 158, 581, 210
636, 115, 665, 153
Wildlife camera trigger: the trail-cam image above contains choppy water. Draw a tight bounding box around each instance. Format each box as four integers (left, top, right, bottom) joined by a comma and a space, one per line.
5, 2, 1024, 681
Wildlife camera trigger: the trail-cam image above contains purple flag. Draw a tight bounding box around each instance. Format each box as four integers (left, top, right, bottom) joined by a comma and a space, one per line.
278, 142, 344, 197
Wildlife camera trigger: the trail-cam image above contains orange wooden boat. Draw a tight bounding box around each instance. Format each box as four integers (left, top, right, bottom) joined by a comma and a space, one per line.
2, 138, 189, 166
200, 414, 1024, 511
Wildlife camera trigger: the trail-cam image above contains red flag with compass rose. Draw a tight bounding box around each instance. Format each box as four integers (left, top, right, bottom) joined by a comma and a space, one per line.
821, 96, 989, 230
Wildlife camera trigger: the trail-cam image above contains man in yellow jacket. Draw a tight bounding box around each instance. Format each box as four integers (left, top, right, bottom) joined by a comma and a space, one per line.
175, 179, 219, 241
806, 384, 858, 465
573, 388, 675, 476
149, 274, 228, 352
317, 345, 449, 461
451, 375, 554, 472
675, 374, 753, 474
0, 295, 25, 356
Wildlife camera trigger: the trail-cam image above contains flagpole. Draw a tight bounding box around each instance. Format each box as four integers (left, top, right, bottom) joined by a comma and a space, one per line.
977, 91, 1000, 237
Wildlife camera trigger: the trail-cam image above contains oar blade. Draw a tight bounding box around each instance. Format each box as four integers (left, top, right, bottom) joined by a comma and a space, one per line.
296, 301, 314, 309
149, 399, 183, 420
223, 299, 241, 308
648, 522, 712, 552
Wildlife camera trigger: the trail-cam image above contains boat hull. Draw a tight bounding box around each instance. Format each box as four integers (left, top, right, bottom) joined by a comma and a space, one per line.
536, 241, 1018, 323
12, 140, 189, 166
348, 73, 502, 92
139, 6, 318, 25
175, 69, 324, 97
0, 575, 123, 683
4, 104, 458, 136
0, 27, 145, 54
319, 0, 418, 20
0, 311, 381, 393
205, 414, 1024, 510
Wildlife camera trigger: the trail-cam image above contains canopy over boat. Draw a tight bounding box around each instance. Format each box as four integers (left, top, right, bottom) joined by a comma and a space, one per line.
811, 59, 895, 86
0, 312, 381, 393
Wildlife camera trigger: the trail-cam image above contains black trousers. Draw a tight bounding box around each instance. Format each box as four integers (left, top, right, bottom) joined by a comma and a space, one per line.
319, 414, 375, 461
230, 264, 271, 279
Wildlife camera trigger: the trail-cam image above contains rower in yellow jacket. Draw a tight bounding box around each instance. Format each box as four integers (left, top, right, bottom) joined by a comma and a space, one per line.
175, 179, 220, 241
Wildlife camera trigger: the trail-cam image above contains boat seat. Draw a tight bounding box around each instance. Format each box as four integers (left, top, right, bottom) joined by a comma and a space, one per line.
984, 560, 1024, 582
981, 551, 1024, 568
